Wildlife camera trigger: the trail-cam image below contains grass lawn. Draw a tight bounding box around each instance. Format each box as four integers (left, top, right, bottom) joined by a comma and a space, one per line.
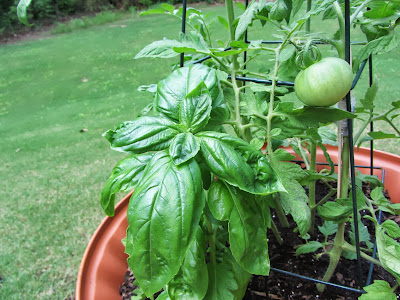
0, 3, 399, 299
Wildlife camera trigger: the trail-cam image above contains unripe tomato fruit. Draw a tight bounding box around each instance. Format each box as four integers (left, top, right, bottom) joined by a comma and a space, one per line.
294, 57, 353, 107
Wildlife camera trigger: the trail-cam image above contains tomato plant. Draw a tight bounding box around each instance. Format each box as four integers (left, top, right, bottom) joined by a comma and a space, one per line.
295, 57, 353, 107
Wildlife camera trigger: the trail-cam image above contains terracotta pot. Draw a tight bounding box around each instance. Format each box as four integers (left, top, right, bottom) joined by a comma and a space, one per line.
75, 192, 132, 300
75, 147, 400, 300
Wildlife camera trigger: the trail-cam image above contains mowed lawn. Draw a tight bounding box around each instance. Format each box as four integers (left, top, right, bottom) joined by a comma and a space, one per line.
0, 4, 399, 299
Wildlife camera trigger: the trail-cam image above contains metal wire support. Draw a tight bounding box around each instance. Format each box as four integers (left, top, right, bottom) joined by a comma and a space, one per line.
369, 55, 374, 175
180, 0, 187, 67
178, 0, 377, 294
344, 0, 363, 289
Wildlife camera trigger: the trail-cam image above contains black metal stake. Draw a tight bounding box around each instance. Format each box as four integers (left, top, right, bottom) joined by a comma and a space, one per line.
369, 55, 374, 175
180, 0, 187, 67
345, 0, 363, 289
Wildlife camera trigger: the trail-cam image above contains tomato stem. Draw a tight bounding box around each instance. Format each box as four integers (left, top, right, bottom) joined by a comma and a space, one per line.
333, 1, 346, 59
305, 0, 312, 33
317, 221, 345, 292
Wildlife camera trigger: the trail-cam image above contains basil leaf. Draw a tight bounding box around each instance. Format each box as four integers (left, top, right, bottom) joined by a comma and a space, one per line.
197, 132, 285, 195
167, 228, 208, 300
126, 151, 205, 296
226, 183, 270, 275
205, 248, 251, 300
169, 133, 200, 166
155, 291, 170, 300
180, 81, 212, 132
100, 153, 154, 216
155, 64, 228, 124
104, 117, 180, 153
272, 160, 311, 237
208, 181, 235, 221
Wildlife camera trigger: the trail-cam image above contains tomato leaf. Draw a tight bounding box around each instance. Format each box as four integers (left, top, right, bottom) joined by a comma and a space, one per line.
318, 221, 338, 237
363, 1, 400, 19
197, 132, 285, 195
17, 0, 33, 26
155, 65, 228, 124
354, 29, 399, 71
204, 248, 251, 300
135, 32, 210, 59
296, 241, 323, 256
359, 280, 397, 300
235, 0, 268, 40
180, 82, 212, 132
271, 107, 355, 140
375, 225, 400, 283
100, 153, 154, 216
104, 117, 180, 153
167, 228, 208, 300
318, 201, 353, 223
135, 39, 187, 59
381, 220, 400, 239
126, 151, 205, 296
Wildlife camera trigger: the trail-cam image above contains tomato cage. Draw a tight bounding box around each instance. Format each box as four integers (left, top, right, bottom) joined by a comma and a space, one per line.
174, 0, 392, 298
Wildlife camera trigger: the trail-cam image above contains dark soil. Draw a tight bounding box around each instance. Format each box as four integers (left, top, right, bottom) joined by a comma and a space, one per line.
120, 181, 400, 300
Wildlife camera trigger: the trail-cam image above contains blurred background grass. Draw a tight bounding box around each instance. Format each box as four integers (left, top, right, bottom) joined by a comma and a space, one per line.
0, 3, 399, 299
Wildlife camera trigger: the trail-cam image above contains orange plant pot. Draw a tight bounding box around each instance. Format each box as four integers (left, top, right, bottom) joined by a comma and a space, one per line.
75, 147, 400, 300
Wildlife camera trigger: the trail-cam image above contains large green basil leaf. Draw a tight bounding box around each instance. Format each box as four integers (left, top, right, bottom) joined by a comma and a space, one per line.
126, 151, 205, 296
376, 225, 400, 284
180, 81, 212, 133
226, 183, 270, 275
104, 117, 180, 153
155, 64, 228, 124
169, 133, 200, 166
204, 248, 251, 300
272, 159, 311, 237
100, 152, 154, 216
167, 228, 208, 300
208, 180, 234, 221
208, 180, 270, 274
197, 132, 285, 195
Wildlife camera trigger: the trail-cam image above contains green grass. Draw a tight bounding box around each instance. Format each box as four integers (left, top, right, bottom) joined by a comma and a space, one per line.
0, 4, 399, 299
51, 10, 131, 34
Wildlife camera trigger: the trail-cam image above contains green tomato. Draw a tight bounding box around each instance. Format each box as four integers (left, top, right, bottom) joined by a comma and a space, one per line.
294, 57, 353, 107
